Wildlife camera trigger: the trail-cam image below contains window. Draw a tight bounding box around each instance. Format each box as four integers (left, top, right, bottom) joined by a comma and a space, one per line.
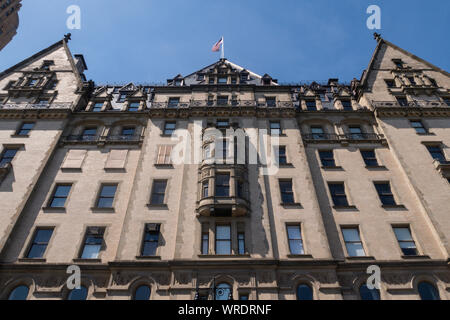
208, 77, 215, 84
305, 100, 317, 111
279, 180, 294, 204
396, 96, 408, 106
231, 77, 237, 84
49, 184, 72, 208
96, 184, 117, 208
16, 122, 35, 136
361, 150, 379, 167
118, 93, 127, 103
217, 96, 228, 105
408, 77, 416, 85
197, 74, 205, 81
418, 282, 440, 300
266, 97, 276, 107
410, 120, 427, 134
359, 284, 380, 300
201, 231, 209, 255
287, 225, 304, 255
238, 233, 245, 255
8, 286, 29, 300
311, 126, 325, 139
150, 180, 167, 205
342, 227, 366, 257
68, 286, 88, 300
319, 150, 336, 167
27, 78, 38, 87
174, 79, 183, 86
385, 79, 396, 88
80, 227, 104, 259
92, 102, 103, 112
0, 148, 18, 166
239, 294, 249, 300
163, 122, 176, 136
236, 180, 244, 198
27, 228, 53, 258
37, 99, 49, 105
218, 76, 227, 84
215, 174, 230, 197
133, 286, 151, 300
348, 126, 363, 139
168, 97, 180, 108
128, 102, 140, 112
215, 283, 232, 300
202, 181, 209, 198
216, 119, 229, 128
156, 145, 173, 165
270, 121, 281, 135
296, 284, 313, 300
393, 227, 418, 256
141, 224, 160, 256
328, 183, 349, 207
81, 127, 97, 140
374, 182, 397, 206
393, 59, 404, 68
277, 146, 287, 165
444, 98, 450, 106
341, 100, 352, 111
215, 225, 231, 255
121, 127, 136, 139
426, 145, 446, 163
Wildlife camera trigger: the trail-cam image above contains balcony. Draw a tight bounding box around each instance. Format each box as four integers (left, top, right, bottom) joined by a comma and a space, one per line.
197, 197, 249, 217
0, 102, 73, 110
61, 134, 144, 145
302, 133, 385, 144
372, 100, 447, 108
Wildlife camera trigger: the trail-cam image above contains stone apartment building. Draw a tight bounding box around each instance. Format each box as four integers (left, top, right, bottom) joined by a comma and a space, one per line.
0, 0, 21, 51
0, 34, 449, 300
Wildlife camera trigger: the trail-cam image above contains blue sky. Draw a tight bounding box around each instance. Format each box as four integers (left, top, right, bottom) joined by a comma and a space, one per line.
1, 0, 449, 84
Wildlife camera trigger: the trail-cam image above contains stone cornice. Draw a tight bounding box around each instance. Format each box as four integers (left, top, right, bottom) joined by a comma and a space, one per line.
375, 107, 450, 118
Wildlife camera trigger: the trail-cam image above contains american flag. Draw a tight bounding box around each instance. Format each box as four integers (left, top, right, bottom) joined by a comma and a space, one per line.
212, 37, 223, 52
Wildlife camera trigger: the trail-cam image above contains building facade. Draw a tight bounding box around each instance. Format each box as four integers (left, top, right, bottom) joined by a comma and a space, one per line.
0, 34, 449, 300
0, 0, 21, 51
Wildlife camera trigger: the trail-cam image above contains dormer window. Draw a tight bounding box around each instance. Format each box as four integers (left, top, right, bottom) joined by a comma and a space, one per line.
197, 74, 205, 81
128, 102, 140, 112
240, 73, 248, 82
217, 96, 228, 106
341, 100, 352, 111
27, 79, 38, 87
218, 76, 227, 84
118, 93, 127, 103
174, 79, 183, 86
168, 97, 180, 108
92, 102, 103, 112
396, 96, 408, 107
209, 77, 215, 84
231, 77, 237, 84
385, 79, 396, 88
266, 97, 276, 107
305, 100, 317, 111
393, 59, 404, 69
408, 77, 416, 85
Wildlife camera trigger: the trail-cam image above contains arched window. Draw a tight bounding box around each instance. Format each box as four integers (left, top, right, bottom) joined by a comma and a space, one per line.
8, 285, 29, 300
133, 285, 151, 300
68, 286, 88, 300
296, 284, 313, 300
418, 282, 440, 300
215, 283, 232, 300
359, 284, 380, 300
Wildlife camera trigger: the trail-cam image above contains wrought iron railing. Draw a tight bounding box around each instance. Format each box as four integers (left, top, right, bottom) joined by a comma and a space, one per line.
372, 100, 448, 108
0, 102, 73, 110
302, 133, 384, 141
104, 135, 143, 142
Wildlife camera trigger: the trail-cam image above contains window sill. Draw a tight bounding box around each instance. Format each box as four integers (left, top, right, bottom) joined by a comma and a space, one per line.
10, 134, 29, 138
104, 168, 126, 173
73, 258, 102, 263
277, 163, 294, 168
365, 165, 388, 170
146, 204, 168, 209
287, 254, 313, 259
61, 167, 82, 172
136, 256, 162, 260
198, 254, 251, 258
160, 134, 174, 138
18, 258, 46, 263
346, 256, 375, 261
401, 255, 430, 260
333, 205, 358, 210
381, 204, 406, 209
416, 132, 435, 136
154, 164, 174, 169
42, 207, 66, 213
280, 202, 302, 208
321, 166, 343, 170
90, 207, 115, 213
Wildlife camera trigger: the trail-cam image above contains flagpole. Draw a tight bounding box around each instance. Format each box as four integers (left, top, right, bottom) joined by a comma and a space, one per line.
221, 37, 224, 59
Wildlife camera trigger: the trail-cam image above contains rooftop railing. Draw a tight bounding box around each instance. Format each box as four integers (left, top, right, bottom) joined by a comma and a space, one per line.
0, 102, 73, 110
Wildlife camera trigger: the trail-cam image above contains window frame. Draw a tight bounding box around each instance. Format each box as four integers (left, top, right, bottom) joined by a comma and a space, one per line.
286, 224, 305, 255
341, 226, 366, 257
95, 183, 118, 209
215, 224, 232, 255
150, 180, 168, 205
328, 182, 350, 207
48, 183, 72, 208
79, 227, 105, 260
392, 225, 419, 256
141, 223, 161, 257
279, 179, 295, 204
25, 227, 54, 259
